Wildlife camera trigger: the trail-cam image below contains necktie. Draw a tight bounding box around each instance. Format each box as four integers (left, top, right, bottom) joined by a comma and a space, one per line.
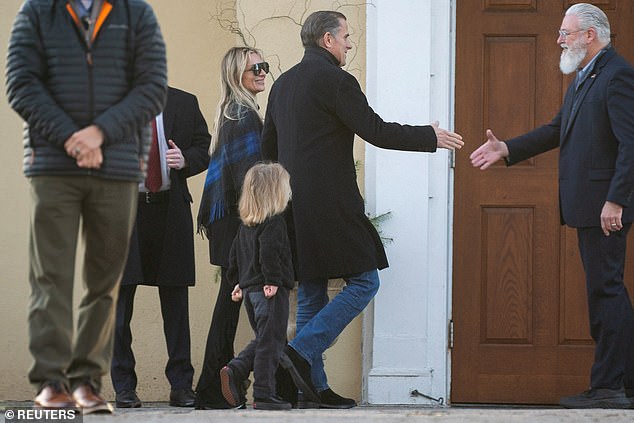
145, 119, 162, 192
575, 70, 586, 91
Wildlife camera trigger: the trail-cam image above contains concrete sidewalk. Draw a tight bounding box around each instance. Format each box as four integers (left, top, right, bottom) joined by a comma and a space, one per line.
3, 402, 633, 423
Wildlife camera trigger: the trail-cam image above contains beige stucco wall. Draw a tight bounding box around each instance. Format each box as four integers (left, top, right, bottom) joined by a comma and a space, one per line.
0, 0, 365, 402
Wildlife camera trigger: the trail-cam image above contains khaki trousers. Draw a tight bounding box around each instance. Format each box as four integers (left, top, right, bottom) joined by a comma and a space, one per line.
28, 175, 137, 392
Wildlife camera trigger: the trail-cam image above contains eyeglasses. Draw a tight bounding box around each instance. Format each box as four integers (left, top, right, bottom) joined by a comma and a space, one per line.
245, 62, 270, 75
558, 29, 586, 39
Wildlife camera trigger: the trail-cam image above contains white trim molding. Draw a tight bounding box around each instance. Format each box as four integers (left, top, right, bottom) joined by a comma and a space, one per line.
363, 0, 456, 405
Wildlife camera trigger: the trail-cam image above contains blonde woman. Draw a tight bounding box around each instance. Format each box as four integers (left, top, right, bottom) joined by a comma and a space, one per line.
219, 163, 294, 410
196, 47, 269, 408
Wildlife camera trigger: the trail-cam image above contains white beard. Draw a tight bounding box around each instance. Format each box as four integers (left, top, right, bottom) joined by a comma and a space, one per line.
559, 41, 587, 74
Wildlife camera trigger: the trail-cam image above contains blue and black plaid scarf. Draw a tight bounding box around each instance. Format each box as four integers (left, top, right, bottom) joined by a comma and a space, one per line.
197, 105, 262, 236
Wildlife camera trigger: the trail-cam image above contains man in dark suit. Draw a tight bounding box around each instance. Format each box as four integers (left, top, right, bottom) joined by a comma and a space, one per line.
261, 10, 463, 408
111, 87, 211, 408
470, 3, 634, 409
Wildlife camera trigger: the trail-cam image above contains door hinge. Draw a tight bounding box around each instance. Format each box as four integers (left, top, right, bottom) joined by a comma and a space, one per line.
448, 319, 454, 349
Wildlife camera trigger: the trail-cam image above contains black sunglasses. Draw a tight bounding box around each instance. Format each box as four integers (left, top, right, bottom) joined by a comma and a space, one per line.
246, 62, 270, 75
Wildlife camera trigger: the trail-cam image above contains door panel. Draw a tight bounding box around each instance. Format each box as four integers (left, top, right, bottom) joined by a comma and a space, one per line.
453, 0, 634, 404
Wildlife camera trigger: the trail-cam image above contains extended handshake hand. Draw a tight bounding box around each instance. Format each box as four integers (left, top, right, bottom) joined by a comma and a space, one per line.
469, 129, 509, 170
432, 121, 464, 150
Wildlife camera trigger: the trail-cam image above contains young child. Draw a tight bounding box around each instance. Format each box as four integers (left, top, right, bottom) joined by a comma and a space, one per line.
219, 162, 294, 410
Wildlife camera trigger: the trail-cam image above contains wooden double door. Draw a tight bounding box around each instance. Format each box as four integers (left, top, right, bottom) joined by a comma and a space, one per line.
453, 0, 634, 404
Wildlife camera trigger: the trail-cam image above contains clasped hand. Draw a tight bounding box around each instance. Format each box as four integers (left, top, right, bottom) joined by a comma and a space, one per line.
64, 125, 104, 169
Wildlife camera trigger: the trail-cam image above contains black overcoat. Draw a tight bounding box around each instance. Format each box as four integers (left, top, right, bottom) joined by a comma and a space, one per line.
122, 87, 211, 286
262, 47, 438, 280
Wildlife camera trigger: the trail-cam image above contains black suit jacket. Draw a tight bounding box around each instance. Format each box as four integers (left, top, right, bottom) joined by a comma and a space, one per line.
122, 87, 211, 286
505, 47, 634, 227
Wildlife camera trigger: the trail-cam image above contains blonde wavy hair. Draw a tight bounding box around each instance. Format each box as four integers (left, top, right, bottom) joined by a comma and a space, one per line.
239, 163, 292, 226
209, 47, 264, 154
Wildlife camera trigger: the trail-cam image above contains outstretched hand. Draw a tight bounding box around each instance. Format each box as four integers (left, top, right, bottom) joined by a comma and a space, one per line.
469, 129, 509, 170
432, 121, 464, 150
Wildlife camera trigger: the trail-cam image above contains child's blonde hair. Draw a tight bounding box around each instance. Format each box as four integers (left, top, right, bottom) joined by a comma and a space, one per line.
239, 162, 292, 226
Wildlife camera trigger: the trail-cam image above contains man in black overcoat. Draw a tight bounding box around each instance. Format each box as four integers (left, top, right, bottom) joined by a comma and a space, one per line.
261, 10, 463, 408
470, 3, 634, 409
111, 87, 211, 408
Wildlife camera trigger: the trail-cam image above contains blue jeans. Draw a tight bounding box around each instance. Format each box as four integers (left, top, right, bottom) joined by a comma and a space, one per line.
289, 270, 380, 392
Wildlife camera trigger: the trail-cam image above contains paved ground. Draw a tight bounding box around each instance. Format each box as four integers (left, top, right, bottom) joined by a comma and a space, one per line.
2, 402, 633, 422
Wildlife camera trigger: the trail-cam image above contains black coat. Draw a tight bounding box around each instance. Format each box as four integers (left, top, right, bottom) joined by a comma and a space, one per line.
262, 47, 438, 280
506, 47, 634, 227
200, 107, 263, 268
227, 215, 295, 290
122, 87, 211, 286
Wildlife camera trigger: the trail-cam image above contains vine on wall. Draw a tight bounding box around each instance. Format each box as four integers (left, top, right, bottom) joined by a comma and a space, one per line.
209, 0, 373, 80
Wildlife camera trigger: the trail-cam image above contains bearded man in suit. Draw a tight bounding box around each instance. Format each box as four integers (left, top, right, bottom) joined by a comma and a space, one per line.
470, 3, 634, 409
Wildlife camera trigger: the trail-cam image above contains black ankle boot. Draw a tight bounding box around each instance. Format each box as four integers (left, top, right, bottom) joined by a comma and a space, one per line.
279, 345, 320, 404
253, 395, 292, 410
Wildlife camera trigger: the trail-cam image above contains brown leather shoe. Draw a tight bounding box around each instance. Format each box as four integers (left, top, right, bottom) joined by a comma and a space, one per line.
34, 382, 76, 408
72, 383, 113, 414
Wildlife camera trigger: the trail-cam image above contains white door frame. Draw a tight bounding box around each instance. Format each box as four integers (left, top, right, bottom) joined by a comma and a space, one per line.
362, 0, 456, 405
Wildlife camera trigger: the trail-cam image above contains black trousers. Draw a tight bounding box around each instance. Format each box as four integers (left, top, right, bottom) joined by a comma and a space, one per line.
576, 224, 634, 389
194, 268, 242, 408
111, 284, 194, 392
230, 286, 289, 399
